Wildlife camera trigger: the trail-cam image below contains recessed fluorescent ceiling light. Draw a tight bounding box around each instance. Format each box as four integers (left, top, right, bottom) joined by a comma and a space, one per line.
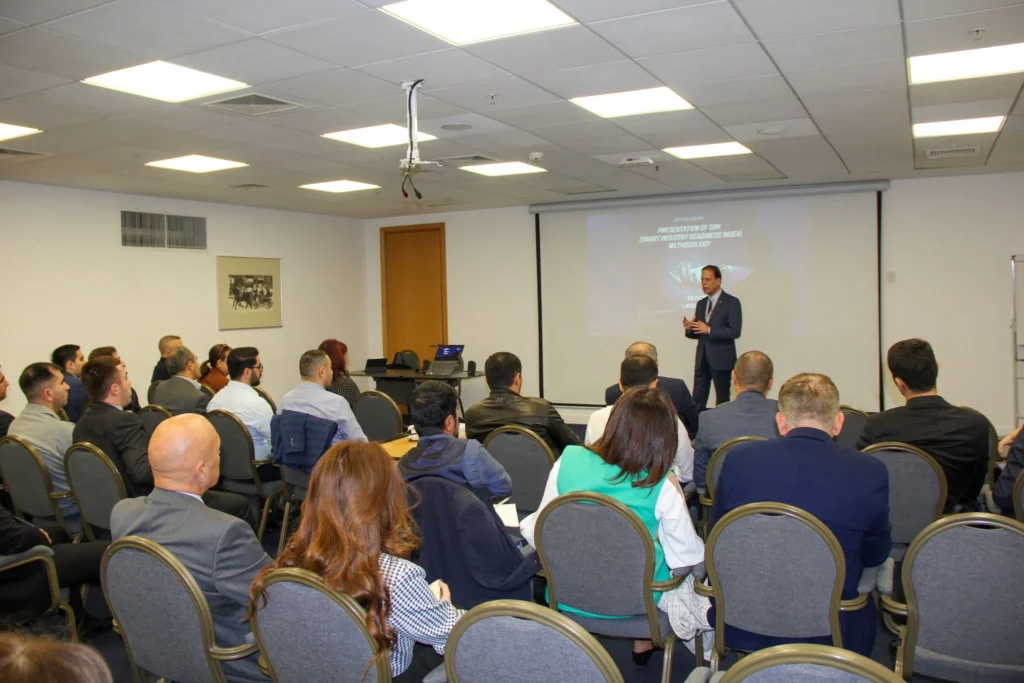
82, 61, 248, 102
663, 142, 752, 159
570, 87, 693, 118
909, 42, 1024, 84
380, 0, 575, 45
0, 122, 42, 142
461, 161, 546, 176
300, 180, 381, 193
913, 116, 1005, 137
146, 155, 248, 173
322, 123, 438, 148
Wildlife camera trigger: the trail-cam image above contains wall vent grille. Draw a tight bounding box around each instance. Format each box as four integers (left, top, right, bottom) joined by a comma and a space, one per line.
121, 211, 206, 250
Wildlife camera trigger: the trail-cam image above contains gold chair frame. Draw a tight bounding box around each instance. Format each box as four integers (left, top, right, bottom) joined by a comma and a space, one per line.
718, 643, 900, 682
63, 442, 127, 542
0, 435, 76, 535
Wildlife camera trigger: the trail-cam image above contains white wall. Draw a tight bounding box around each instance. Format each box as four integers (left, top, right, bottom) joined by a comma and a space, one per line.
0, 181, 366, 416
882, 172, 1024, 431
363, 206, 538, 409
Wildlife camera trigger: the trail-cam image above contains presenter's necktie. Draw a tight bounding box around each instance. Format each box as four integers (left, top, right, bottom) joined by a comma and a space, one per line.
707, 298, 714, 320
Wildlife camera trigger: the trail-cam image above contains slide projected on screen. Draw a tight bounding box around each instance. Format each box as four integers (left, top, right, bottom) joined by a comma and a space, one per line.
539, 191, 879, 409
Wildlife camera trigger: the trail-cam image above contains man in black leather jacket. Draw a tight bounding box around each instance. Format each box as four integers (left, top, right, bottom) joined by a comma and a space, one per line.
464, 352, 580, 456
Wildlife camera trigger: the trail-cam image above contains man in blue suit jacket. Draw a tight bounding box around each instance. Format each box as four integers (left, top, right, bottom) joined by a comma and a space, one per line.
604, 342, 699, 439
710, 373, 891, 657
684, 265, 742, 412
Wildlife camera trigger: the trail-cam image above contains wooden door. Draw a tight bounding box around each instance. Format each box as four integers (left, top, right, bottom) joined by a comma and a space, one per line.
380, 223, 447, 366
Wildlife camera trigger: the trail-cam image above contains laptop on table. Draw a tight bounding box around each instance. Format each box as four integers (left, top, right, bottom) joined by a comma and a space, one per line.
426, 345, 464, 377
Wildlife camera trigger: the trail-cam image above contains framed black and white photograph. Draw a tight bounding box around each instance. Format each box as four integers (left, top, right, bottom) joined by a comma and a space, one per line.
217, 256, 282, 330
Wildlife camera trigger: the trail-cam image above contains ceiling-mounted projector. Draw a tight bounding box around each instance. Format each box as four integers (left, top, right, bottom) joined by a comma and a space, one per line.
618, 156, 654, 168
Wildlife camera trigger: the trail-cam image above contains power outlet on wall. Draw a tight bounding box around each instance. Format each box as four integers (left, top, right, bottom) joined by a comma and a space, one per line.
886, 271, 896, 283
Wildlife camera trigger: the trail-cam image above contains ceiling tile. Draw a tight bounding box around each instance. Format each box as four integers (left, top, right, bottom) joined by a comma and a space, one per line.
910, 73, 1024, 107
902, 0, 1023, 21
484, 101, 599, 128
904, 4, 1024, 56
454, 129, 556, 154
723, 117, 821, 142
528, 118, 630, 143
732, 0, 900, 40
463, 25, 623, 75
8, 80, 161, 118
559, 134, 656, 155
988, 129, 1024, 164
702, 98, 808, 126
171, 39, 335, 86
107, 103, 242, 131
0, 64, 69, 99
417, 112, 516, 139
549, 0, 711, 23
0, 98, 98, 128
612, 109, 724, 136
153, 0, 365, 35
672, 74, 795, 108
785, 59, 908, 95
0, 17, 26, 35
0, 124, 110, 154
912, 97, 1015, 123
41, 0, 246, 60
263, 11, 448, 67
338, 93, 466, 123
424, 78, 561, 112
638, 42, 777, 88
0, 27, 142, 80
746, 135, 847, 175
0, 0, 114, 25
803, 86, 910, 131
195, 119, 328, 147
588, 2, 755, 59
764, 24, 904, 71
524, 60, 661, 99
355, 49, 509, 90
259, 68, 397, 107
259, 107, 377, 135
686, 152, 779, 175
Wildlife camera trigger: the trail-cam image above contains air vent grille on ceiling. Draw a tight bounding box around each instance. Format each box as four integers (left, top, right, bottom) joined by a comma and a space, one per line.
232, 183, 269, 189
121, 211, 206, 250
435, 154, 496, 166
205, 93, 301, 116
926, 146, 980, 159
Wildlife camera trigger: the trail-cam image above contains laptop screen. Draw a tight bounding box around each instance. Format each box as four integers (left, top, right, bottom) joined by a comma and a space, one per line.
433, 345, 464, 362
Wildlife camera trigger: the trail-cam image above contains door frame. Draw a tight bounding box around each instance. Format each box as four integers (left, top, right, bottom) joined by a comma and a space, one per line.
379, 222, 448, 358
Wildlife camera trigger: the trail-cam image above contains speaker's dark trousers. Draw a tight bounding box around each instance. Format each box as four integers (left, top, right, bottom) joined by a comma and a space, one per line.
692, 346, 731, 412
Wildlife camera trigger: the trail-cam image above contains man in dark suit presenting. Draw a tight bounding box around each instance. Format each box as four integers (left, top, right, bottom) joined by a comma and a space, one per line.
684, 265, 742, 411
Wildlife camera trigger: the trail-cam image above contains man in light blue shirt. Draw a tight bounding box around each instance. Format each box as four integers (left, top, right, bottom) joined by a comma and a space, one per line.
206, 347, 274, 460
277, 349, 367, 445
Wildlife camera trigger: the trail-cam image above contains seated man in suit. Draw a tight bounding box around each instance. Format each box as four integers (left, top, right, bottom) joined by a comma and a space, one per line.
51, 344, 86, 423
111, 414, 271, 683
7, 363, 78, 518
993, 425, 1023, 516
74, 356, 253, 525
152, 346, 212, 415
0, 365, 12, 437
150, 335, 182, 383
465, 352, 580, 456
399, 381, 511, 501
588, 355, 694, 483
711, 373, 890, 657
277, 349, 366, 445
88, 347, 140, 412
605, 342, 699, 439
693, 350, 780, 493
857, 339, 990, 512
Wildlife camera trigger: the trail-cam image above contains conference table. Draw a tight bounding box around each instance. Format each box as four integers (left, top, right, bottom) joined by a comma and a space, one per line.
350, 368, 484, 415
381, 435, 417, 459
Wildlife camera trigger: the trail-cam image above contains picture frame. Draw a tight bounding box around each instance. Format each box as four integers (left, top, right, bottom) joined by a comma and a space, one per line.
216, 256, 282, 330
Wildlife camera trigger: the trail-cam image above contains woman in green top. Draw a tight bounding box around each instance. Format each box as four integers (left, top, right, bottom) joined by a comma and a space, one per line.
520, 387, 705, 663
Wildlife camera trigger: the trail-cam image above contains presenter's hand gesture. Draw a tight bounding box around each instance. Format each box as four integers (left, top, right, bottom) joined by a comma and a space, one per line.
692, 321, 710, 335
682, 316, 692, 330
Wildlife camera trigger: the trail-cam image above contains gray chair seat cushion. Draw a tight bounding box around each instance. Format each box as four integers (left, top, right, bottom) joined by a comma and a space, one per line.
565, 608, 672, 639
220, 478, 283, 497
914, 646, 1024, 683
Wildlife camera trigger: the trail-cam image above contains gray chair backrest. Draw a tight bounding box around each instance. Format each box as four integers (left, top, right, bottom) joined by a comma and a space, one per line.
0, 436, 59, 519
863, 443, 946, 545
1015, 469, 1024, 522
902, 514, 1024, 681
102, 537, 226, 683
252, 569, 388, 683
446, 600, 624, 683
65, 443, 126, 535
536, 493, 653, 618
835, 406, 868, 449
147, 381, 162, 405
254, 386, 276, 413
206, 410, 257, 480
392, 350, 419, 370
139, 405, 171, 436
482, 427, 554, 513
354, 391, 404, 442
961, 406, 1000, 488
707, 503, 844, 643
718, 644, 900, 683
706, 436, 766, 499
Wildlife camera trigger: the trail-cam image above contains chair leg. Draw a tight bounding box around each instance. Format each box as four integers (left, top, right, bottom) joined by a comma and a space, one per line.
694, 632, 704, 668
277, 500, 291, 556
256, 490, 281, 542
59, 600, 78, 643
660, 633, 676, 683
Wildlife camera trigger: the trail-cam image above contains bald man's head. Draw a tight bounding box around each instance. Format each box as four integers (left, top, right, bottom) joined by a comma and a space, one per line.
149, 414, 221, 494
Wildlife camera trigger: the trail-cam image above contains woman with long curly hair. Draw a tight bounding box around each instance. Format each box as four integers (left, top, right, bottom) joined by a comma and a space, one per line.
249, 441, 463, 681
